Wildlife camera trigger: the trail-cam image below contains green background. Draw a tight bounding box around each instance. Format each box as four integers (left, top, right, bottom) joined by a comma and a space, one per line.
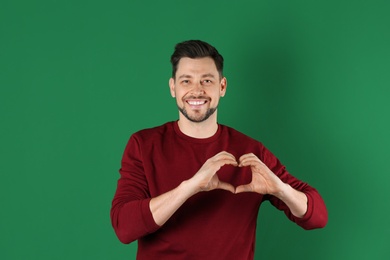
1, 0, 389, 259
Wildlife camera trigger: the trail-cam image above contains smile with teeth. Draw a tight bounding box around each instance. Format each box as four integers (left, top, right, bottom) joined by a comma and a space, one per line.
187, 100, 207, 106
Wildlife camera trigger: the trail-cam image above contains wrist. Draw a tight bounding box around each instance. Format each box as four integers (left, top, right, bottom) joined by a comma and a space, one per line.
273, 183, 291, 200
181, 179, 201, 197
273, 183, 308, 218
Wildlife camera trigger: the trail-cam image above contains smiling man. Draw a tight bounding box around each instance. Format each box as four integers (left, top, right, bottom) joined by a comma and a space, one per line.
171, 57, 225, 125
111, 40, 328, 260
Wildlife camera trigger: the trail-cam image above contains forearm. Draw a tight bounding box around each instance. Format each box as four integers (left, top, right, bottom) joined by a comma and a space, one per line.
149, 179, 198, 226
111, 198, 160, 244
150, 151, 237, 226
274, 183, 308, 218
111, 181, 197, 243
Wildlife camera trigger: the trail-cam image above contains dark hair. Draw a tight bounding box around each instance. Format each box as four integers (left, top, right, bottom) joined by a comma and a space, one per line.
170, 40, 224, 78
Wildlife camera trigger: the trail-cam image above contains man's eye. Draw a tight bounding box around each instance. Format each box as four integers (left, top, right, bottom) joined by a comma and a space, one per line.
203, 80, 212, 84
182, 80, 190, 84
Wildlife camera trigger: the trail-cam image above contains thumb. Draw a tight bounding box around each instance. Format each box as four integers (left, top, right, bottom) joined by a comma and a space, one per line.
217, 181, 235, 193
235, 184, 253, 194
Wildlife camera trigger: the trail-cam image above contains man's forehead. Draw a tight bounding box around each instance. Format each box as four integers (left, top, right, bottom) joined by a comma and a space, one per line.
176, 57, 219, 77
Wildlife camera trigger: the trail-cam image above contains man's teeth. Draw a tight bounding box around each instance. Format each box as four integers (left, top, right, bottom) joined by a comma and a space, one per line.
188, 101, 206, 105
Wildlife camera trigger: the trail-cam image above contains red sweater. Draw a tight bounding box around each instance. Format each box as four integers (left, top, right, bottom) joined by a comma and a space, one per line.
111, 122, 327, 259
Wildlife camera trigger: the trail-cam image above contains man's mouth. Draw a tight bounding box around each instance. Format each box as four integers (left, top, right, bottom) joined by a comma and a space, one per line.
187, 100, 207, 106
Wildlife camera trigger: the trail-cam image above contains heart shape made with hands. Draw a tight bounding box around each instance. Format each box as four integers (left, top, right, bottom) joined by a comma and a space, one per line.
212, 152, 279, 194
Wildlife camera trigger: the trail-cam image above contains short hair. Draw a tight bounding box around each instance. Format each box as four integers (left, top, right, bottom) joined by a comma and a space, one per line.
170, 40, 224, 79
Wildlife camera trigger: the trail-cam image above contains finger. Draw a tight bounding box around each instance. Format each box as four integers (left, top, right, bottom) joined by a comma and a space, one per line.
214, 154, 238, 167
215, 151, 237, 162
238, 153, 261, 166
211, 160, 238, 172
239, 157, 263, 168
235, 184, 253, 194
222, 158, 239, 166
238, 153, 257, 160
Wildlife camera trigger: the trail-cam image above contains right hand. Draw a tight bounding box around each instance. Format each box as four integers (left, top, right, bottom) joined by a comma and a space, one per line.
190, 151, 238, 193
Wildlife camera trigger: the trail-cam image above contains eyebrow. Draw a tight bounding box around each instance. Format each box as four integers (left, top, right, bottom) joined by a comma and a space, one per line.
201, 73, 216, 79
177, 74, 193, 79
177, 73, 217, 79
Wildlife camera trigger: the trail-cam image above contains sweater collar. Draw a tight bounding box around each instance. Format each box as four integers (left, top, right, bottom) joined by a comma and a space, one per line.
172, 121, 222, 144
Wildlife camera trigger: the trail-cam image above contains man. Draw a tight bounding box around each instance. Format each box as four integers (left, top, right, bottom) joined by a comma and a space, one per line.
111, 40, 328, 259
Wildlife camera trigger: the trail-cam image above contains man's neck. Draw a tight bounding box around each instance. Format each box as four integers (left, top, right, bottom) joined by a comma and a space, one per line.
177, 115, 218, 139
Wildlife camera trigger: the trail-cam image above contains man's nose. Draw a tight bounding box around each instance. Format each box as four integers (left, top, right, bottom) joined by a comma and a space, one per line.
191, 82, 205, 95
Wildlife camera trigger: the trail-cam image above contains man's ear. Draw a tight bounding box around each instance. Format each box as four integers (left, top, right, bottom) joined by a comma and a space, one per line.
220, 77, 227, 97
169, 78, 175, 98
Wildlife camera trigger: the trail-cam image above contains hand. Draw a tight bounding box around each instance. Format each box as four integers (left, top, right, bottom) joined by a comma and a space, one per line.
191, 151, 238, 193
235, 153, 284, 195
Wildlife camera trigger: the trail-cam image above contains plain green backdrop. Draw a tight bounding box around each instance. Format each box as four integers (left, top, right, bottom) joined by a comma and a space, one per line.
1, 0, 389, 259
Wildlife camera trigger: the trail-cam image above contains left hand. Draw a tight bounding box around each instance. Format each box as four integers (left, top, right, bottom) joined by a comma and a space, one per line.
235, 153, 285, 195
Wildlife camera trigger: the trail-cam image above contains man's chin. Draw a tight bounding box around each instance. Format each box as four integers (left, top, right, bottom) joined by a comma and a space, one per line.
178, 107, 217, 123
187, 116, 208, 123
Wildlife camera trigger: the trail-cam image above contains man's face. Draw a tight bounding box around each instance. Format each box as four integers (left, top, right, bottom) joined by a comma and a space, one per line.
169, 57, 227, 123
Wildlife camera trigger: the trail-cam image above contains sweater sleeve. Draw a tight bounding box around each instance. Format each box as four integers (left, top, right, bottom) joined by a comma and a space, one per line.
261, 145, 328, 230
110, 135, 160, 244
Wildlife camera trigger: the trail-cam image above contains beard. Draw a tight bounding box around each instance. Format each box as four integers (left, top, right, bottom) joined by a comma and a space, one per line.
177, 105, 217, 123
